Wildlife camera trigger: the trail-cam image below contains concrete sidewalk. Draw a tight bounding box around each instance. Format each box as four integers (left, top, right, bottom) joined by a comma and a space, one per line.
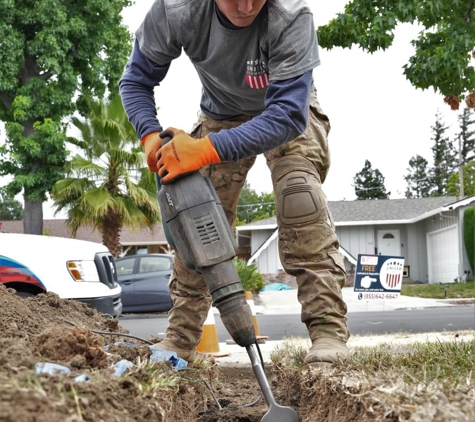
253, 287, 461, 315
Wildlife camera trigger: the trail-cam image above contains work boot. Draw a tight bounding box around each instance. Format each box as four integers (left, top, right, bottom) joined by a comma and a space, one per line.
304, 337, 349, 365
150, 338, 197, 362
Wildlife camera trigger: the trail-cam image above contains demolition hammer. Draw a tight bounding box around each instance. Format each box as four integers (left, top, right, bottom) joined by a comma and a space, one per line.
155, 133, 300, 422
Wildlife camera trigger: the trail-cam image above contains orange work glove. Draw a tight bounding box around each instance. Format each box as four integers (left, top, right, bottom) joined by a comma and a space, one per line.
141, 132, 162, 173
157, 127, 221, 183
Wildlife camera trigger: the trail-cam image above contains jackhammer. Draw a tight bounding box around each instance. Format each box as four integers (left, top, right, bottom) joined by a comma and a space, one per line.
156, 133, 300, 422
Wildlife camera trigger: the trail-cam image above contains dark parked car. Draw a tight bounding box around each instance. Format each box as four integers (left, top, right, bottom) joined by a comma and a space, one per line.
115, 253, 173, 313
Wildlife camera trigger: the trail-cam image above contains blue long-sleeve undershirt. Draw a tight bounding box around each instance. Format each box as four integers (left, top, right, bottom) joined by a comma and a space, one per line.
119, 40, 312, 162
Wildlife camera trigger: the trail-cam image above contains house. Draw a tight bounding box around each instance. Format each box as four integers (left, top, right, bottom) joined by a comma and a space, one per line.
236, 196, 475, 284
2, 195, 473, 284
0, 220, 170, 256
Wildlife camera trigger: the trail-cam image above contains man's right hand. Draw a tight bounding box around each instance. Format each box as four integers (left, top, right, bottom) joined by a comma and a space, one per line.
141, 132, 162, 173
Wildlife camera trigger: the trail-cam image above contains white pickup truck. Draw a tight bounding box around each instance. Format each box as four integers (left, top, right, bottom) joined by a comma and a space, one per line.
0, 232, 122, 317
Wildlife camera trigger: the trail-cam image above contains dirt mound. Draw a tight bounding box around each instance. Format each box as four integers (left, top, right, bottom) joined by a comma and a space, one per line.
1, 283, 473, 422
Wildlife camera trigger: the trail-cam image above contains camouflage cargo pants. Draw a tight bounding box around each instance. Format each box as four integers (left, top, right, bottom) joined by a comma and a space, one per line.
163, 90, 349, 351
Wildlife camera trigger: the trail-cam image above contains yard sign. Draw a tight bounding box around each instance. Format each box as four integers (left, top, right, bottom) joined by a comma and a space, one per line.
353, 254, 405, 301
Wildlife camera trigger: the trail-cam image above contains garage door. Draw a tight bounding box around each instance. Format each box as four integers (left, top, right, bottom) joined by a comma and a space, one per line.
427, 225, 459, 284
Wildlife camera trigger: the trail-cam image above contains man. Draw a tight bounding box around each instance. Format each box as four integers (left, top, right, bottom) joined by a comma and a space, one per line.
119, 0, 350, 365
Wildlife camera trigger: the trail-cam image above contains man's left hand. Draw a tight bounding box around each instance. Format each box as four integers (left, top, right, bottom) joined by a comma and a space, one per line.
157, 128, 221, 183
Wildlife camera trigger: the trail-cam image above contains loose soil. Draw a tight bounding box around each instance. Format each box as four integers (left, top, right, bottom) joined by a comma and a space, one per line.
0, 284, 473, 422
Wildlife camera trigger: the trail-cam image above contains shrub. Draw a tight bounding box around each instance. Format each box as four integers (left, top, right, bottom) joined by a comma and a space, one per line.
463, 208, 475, 275
233, 258, 265, 293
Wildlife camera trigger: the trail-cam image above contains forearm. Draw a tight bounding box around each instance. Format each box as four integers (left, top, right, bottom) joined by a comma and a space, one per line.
119, 79, 162, 139
119, 39, 170, 139
209, 71, 313, 162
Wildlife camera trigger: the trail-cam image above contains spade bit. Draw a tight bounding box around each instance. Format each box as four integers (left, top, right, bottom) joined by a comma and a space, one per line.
246, 344, 300, 422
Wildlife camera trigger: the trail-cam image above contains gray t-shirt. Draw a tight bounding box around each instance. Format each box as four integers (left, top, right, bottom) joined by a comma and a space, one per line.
136, 0, 319, 118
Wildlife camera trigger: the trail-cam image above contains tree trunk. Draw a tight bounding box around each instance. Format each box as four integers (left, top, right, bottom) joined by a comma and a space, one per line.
23, 190, 44, 235
102, 211, 122, 257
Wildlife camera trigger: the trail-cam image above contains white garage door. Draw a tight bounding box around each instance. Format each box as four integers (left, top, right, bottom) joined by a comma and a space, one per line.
427, 225, 459, 284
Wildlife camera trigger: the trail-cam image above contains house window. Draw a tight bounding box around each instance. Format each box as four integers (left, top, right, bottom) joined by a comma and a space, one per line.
383, 233, 395, 239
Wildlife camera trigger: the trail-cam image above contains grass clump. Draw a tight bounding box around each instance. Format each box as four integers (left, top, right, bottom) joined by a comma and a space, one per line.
349, 337, 475, 386
270, 337, 308, 368
269, 335, 475, 388
401, 281, 475, 299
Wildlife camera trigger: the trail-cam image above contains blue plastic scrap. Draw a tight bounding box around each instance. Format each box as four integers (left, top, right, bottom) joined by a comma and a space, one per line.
150, 347, 188, 370
35, 362, 71, 375
261, 283, 292, 291
114, 359, 135, 377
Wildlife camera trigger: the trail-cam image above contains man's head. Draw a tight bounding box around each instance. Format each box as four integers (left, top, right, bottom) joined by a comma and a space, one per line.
215, 0, 266, 27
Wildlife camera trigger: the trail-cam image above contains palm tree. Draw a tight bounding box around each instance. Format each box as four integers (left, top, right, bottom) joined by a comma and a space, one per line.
51, 95, 160, 257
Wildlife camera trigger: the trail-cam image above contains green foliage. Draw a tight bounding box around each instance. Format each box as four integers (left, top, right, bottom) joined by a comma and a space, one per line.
237, 182, 275, 224
430, 112, 456, 196
50, 95, 160, 256
463, 208, 475, 275
318, 0, 475, 103
404, 155, 432, 198
0, 0, 133, 232
0, 187, 23, 220
233, 258, 265, 293
447, 159, 475, 196
354, 159, 390, 199
457, 108, 475, 163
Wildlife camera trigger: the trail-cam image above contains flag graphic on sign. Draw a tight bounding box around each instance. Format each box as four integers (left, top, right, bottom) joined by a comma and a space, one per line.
379, 259, 404, 290
246, 59, 269, 89
386, 272, 401, 288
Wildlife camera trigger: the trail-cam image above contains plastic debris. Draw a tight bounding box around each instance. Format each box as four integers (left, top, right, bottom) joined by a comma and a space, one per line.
261, 283, 292, 291
74, 374, 90, 382
169, 355, 188, 370
113, 359, 135, 376
35, 362, 71, 375
150, 348, 188, 370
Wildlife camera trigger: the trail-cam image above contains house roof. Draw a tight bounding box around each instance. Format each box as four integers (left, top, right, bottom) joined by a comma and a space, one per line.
0, 220, 167, 245
237, 196, 473, 230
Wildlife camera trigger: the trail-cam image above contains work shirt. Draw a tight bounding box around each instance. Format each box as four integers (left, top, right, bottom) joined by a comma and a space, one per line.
120, 0, 320, 162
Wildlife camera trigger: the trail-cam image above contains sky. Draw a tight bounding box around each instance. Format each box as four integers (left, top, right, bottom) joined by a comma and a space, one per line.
1, 0, 472, 219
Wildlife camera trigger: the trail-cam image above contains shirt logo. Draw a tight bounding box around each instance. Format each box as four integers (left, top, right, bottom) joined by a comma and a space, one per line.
246, 59, 269, 89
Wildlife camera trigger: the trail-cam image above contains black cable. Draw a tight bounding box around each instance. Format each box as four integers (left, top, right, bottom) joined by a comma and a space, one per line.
59, 318, 154, 344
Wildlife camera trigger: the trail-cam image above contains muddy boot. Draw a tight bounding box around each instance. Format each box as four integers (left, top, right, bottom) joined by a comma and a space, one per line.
150, 338, 198, 362
304, 337, 349, 365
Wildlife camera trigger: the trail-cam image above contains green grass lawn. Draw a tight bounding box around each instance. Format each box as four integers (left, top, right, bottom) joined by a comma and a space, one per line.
401, 281, 475, 299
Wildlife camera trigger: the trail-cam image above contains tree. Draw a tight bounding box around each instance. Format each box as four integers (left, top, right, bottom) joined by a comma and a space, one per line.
404, 155, 432, 198
237, 182, 276, 224
0, 0, 132, 235
317, 1, 475, 110
447, 160, 475, 197
429, 113, 456, 196
0, 187, 24, 220
50, 95, 160, 257
354, 160, 390, 200
457, 108, 475, 164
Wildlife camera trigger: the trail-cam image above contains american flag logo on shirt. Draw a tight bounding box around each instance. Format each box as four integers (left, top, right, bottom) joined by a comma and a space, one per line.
246, 59, 269, 89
